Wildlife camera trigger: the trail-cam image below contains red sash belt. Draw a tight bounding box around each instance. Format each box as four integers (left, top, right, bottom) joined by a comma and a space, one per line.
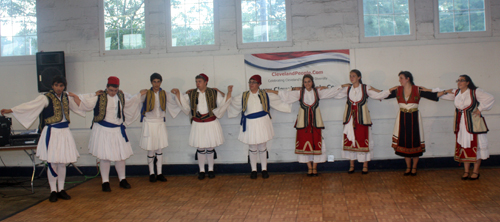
192, 113, 217, 123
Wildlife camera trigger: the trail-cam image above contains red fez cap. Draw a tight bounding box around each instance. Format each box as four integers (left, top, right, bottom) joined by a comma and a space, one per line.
250, 75, 262, 84
108, 76, 120, 85
197, 73, 209, 82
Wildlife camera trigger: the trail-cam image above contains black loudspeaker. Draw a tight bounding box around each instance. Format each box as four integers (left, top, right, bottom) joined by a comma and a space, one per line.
0, 116, 12, 146
36, 51, 66, 92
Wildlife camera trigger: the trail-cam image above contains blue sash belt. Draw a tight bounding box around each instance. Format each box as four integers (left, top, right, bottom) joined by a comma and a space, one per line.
98, 120, 129, 142
45, 122, 69, 177
240, 111, 268, 132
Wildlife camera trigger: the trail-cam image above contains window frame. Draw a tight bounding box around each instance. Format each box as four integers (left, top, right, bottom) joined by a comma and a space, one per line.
98, 0, 150, 56
433, 0, 491, 39
236, 0, 292, 49
166, 0, 220, 52
357, 0, 416, 43
0, 0, 38, 58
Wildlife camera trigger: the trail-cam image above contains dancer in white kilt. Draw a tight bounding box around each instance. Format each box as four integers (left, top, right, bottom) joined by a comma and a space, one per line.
171, 73, 232, 180
139, 73, 181, 182
228, 75, 291, 179
78, 76, 146, 192
1, 76, 84, 202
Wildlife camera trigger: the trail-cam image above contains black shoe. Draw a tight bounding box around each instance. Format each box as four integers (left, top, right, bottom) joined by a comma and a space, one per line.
404, 168, 411, 176
361, 167, 368, 175
102, 182, 111, 192
157, 174, 167, 182
198, 172, 206, 180
312, 169, 319, 177
208, 171, 215, 179
119, 179, 131, 189
461, 172, 469, 180
149, 174, 157, 182
262, 171, 269, 179
307, 169, 313, 177
49, 191, 58, 202
410, 169, 417, 176
469, 173, 480, 180
250, 171, 257, 179
57, 190, 71, 200
348, 167, 355, 174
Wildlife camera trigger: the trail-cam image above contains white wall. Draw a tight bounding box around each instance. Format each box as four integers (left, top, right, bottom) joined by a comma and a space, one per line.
1, 0, 499, 167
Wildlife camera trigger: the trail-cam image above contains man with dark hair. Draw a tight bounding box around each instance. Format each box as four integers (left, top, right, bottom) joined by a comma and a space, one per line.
139, 73, 181, 182
1, 76, 84, 202
228, 75, 291, 179
78, 76, 146, 192
171, 73, 232, 180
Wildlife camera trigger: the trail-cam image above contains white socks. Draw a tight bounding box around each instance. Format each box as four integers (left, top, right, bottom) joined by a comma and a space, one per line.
147, 150, 164, 175
197, 148, 215, 172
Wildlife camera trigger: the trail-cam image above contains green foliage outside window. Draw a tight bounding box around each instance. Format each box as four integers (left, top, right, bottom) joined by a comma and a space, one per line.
0, 0, 37, 56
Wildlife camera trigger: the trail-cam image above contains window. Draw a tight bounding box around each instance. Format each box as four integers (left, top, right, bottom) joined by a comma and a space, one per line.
358, 0, 416, 42
168, 0, 218, 51
434, 0, 491, 38
237, 0, 291, 48
0, 0, 37, 56
100, 0, 148, 54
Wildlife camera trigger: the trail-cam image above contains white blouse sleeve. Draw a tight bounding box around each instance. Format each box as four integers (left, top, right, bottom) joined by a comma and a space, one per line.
78, 93, 99, 112
212, 92, 230, 118
439, 89, 457, 101
11, 95, 49, 129
278, 90, 300, 104
268, 93, 292, 113
175, 93, 191, 116
67, 93, 86, 117
227, 94, 243, 119
366, 85, 391, 100
319, 85, 344, 99
476, 88, 495, 112
123, 92, 143, 125
166, 91, 181, 118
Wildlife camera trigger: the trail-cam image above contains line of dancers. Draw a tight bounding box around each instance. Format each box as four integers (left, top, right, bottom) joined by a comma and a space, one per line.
1, 70, 494, 202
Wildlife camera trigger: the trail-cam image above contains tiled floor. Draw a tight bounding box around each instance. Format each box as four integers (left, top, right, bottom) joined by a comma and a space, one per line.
5, 168, 500, 221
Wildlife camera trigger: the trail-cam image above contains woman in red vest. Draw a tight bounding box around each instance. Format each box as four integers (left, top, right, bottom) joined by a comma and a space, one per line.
386, 71, 444, 176
431, 75, 494, 180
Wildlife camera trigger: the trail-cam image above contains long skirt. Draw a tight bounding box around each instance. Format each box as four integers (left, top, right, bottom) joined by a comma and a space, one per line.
392, 110, 425, 157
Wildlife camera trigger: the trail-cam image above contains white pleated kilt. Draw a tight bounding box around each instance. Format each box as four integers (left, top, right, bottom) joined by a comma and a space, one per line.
189, 119, 224, 148
36, 126, 79, 163
140, 118, 169, 151
297, 139, 326, 163
88, 123, 133, 161
238, 115, 274, 145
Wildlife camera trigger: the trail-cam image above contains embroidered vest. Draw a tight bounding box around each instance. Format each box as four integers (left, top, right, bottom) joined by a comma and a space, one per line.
241, 89, 271, 117
188, 88, 218, 123
39, 91, 70, 131
295, 88, 324, 129
93, 91, 126, 123
396, 85, 421, 104
141, 88, 167, 120
453, 89, 489, 134
342, 84, 372, 126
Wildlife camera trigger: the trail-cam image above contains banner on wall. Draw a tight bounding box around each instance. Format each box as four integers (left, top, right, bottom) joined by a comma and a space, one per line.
244, 50, 351, 90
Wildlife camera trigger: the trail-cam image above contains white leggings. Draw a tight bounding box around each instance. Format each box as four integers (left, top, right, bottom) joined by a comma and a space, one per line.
147, 149, 163, 175
47, 163, 67, 192
249, 143, 268, 171
100, 160, 126, 183
197, 148, 214, 172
